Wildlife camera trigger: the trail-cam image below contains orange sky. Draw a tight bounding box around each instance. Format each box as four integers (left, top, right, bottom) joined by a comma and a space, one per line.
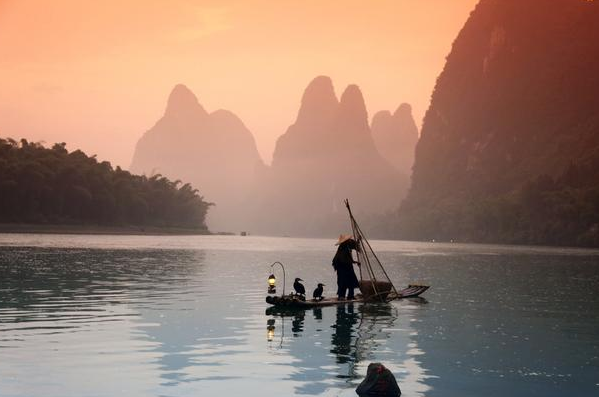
0, 0, 478, 167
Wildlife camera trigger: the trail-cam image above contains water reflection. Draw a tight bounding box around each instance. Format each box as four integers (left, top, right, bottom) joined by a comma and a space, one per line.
264, 302, 428, 395
0, 248, 206, 330
291, 311, 305, 335
3, 237, 596, 397
406, 254, 599, 397
0, 247, 215, 395
313, 307, 323, 320
331, 304, 359, 366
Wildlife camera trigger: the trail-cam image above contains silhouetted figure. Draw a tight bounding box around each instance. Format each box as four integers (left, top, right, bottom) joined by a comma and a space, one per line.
312, 283, 325, 300
332, 235, 360, 300
355, 362, 401, 397
293, 278, 306, 296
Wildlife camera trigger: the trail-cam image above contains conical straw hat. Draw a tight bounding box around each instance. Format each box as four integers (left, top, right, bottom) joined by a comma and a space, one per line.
335, 234, 353, 245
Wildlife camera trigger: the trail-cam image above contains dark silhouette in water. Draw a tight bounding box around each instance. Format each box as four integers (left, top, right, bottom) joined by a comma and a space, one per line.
332, 235, 360, 300
312, 307, 322, 320
291, 311, 305, 335
330, 304, 359, 366
264, 301, 400, 394
356, 362, 402, 397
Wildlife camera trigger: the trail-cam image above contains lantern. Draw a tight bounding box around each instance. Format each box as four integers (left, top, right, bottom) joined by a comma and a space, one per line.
268, 261, 286, 295
268, 274, 276, 294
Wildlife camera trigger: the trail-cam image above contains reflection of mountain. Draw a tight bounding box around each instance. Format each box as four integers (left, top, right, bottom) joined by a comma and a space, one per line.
131, 250, 218, 386
0, 248, 222, 393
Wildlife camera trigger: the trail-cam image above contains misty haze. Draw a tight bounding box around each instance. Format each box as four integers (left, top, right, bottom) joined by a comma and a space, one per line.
1, 1, 598, 397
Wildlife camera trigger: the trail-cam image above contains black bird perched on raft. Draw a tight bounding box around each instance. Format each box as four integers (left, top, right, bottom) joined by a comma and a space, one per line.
293, 278, 306, 296
313, 283, 325, 301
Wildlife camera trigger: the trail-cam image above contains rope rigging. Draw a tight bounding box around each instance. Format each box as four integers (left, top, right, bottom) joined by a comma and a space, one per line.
345, 199, 399, 302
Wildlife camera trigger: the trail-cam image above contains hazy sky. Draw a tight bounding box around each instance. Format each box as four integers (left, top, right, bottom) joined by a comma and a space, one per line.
0, 0, 478, 167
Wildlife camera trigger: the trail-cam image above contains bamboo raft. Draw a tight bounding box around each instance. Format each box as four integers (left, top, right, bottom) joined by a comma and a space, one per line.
265, 285, 429, 309
266, 200, 430, 309
266, 295, 362, 308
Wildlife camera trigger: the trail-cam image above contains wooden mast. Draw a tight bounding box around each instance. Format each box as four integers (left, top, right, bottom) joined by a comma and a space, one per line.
345, 199, 398, 302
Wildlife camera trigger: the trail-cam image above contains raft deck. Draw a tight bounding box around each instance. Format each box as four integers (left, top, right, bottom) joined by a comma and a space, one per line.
266, 295, 362, 308
266, 285, 429, 308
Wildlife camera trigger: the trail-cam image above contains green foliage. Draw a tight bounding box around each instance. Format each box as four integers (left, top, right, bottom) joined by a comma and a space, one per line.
397, 0, 599, 248
0, 138, 213, 230
397, 160, 599, 247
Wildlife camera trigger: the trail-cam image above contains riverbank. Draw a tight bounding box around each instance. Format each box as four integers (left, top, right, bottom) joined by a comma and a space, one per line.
0, 223, 211, 236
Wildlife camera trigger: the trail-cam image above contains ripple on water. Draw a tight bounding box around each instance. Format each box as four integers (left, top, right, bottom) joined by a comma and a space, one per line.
1, 238, 599, 397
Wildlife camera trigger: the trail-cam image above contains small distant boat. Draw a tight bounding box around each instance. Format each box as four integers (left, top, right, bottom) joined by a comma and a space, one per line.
266, 199, 429, 308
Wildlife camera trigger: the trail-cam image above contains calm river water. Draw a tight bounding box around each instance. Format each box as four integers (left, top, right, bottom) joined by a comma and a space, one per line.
0, 234, 598, 397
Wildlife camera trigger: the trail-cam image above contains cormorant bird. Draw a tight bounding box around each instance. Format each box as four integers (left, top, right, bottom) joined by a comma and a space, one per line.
313, 283, 325, 301
293, 278, 305, 296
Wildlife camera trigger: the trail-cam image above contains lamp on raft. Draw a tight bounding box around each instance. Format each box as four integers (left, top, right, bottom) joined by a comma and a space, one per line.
268, 274, 276, 294
267, 261, 286, 295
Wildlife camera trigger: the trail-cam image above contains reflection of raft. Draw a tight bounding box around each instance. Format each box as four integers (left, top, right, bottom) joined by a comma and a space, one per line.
265, 284, 429, 308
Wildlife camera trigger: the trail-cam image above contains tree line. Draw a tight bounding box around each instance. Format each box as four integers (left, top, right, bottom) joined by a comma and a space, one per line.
0, 138, 213, 230
397, 160, 599, 248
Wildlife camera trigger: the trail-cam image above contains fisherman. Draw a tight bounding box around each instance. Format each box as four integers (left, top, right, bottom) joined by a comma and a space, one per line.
332, 234, 360, 300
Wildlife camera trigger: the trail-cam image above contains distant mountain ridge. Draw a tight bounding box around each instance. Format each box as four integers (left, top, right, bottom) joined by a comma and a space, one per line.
130, 84, 264, 232
252, 76, 409, 236
397, 0, 599, 247
131, 79, 416, 236
371, 103, 419, 176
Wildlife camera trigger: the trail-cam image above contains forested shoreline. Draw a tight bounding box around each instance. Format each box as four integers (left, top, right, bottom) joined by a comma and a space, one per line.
398, 162, 599, 248
0, 138, 212, 231
396, 0, 599, 249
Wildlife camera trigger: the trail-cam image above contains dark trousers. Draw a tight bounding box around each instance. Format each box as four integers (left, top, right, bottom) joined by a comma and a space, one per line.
336, 266, 358, 299
337, 284, 355, 299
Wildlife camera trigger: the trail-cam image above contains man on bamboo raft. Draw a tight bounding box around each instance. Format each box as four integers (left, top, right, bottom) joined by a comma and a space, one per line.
332, 234, 360, 300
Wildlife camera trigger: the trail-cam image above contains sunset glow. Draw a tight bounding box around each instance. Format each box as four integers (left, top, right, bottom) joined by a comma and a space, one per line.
0, 0, 477, 167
